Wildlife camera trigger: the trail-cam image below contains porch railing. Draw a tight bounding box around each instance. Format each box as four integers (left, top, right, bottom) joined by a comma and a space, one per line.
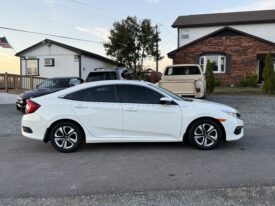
0, 73, 47, 93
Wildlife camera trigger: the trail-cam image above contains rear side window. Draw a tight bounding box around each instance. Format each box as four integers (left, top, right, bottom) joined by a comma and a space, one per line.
164, 66, 201, 75
64, 85, 117, 103
86, 72, 117, 82
118, 85, 163, 104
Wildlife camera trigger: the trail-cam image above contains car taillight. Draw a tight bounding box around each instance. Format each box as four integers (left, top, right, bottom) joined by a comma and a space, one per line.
25, 100, 40, 114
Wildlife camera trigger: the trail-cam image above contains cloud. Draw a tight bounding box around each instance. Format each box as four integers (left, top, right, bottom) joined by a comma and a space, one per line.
221, 0, 275, 12
145, 0, 161, 4
76, 26, 110, 41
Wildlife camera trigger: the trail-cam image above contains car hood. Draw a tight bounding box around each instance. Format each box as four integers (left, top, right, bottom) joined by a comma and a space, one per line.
20, 88, 61, 99
179, 98, 237, 113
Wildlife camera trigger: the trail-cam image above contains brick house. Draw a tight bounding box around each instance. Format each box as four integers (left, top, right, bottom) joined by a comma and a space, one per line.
168, 10, 275, 85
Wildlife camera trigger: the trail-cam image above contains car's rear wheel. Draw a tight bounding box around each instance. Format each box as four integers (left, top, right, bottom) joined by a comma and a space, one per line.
49, 122, 84, 153
188, 118, 222, 150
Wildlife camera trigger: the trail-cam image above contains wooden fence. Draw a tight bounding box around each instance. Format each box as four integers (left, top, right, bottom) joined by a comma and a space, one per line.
0, 73, 47, 93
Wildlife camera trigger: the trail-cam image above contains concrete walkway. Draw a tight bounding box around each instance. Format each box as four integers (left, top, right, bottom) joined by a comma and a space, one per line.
0, 93, 17, 104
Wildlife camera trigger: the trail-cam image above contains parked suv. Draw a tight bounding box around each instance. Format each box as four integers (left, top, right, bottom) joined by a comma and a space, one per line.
85, 67, 138, 82
159, 64, 206, 98
16, 77, 83, 113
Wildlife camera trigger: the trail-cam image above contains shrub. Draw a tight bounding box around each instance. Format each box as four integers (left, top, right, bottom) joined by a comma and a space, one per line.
205, 60, 215, 94
239, 72, 258, 87
263, 54, 275, 94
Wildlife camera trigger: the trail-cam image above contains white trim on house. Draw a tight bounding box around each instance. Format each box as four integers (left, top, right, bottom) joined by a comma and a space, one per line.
199, 55, 226, 74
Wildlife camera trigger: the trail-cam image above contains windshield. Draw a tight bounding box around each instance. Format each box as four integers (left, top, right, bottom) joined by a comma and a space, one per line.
149, 84, 183, 101
165, 66, 201, 75
37, 79, 70, 89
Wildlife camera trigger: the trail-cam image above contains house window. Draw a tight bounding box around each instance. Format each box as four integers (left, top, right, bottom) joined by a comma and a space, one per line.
26, 59, 39, 75
44, 58, 55, 67
180, 30, 189, 40
199, 55, 226, 73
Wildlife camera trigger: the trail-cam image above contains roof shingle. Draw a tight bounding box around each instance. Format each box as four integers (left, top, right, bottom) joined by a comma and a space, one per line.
172, 10, 275, 28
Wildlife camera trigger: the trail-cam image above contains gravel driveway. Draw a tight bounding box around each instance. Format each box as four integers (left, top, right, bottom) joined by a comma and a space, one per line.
0, 95, 275, 136
208, 95, 275, 128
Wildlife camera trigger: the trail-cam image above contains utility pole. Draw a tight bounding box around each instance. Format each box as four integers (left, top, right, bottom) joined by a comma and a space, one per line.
155, 25, 159, 74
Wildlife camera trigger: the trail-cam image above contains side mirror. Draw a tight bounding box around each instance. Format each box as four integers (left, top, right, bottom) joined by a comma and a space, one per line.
160, 97, 174, 105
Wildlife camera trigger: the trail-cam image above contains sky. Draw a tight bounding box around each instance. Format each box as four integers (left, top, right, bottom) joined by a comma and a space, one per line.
1, 0, 275, 74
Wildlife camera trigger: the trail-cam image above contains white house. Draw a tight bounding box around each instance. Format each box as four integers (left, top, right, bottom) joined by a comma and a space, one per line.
15, 39, 120, 80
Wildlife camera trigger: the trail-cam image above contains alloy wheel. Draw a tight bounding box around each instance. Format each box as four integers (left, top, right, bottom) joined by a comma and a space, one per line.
54, 126, 78, 149
193, 123, 218, 147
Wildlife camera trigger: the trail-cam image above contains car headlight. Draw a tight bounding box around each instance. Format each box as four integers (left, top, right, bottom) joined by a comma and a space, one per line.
222, 110, 241, 119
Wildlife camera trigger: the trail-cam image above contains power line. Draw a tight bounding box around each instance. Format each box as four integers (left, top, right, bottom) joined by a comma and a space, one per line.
37, 0, 116, 20
68, 0, 127, 17
0, 9, 76, 27
0, 26, 103, 43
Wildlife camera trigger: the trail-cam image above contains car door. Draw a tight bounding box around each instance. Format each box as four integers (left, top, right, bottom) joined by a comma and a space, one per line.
118, 84, 182, 140
65, 84, 123, 138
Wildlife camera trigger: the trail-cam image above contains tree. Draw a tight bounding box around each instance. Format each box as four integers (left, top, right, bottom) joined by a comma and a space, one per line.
263, 54, 275, 94
205, 60, 216, 94
104, 16, 162, 73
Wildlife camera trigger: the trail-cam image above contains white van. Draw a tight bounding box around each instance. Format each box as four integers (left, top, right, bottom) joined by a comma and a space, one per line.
159, 64, 206, 98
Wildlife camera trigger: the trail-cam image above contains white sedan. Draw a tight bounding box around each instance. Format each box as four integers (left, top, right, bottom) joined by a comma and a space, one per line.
22, 80, 244, 153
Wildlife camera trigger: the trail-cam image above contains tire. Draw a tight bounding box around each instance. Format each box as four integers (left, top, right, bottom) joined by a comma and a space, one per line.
49, 122, 84, 153
188, 118, 222, 150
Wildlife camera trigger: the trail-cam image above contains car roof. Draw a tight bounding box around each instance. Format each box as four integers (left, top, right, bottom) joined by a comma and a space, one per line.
90, 67, 127, 73
48, 77, 80, 80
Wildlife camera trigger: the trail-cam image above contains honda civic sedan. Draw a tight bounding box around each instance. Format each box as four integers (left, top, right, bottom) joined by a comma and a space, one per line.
21, 80, 244, 153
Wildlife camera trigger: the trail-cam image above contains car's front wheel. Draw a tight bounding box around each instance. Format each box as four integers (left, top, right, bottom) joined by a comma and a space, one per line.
50, 122, 84, 153
188, 118, 222, 150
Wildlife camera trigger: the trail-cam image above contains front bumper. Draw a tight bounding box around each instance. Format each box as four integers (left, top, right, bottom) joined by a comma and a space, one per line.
222, 118, 244, 142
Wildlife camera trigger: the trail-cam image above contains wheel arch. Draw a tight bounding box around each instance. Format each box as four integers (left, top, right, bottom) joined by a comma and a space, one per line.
43, 119, 86, 143
183, 116, 226, 142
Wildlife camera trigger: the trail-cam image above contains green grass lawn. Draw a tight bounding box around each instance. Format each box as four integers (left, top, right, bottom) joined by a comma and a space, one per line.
213, 87, 265, 95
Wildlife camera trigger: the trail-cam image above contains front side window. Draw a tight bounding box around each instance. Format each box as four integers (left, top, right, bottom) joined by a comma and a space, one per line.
69, 78, 82, 86
65, 85, 117, 103
119, 85, 163, 104
26, 59, 39, 75
199, 55, 226, 73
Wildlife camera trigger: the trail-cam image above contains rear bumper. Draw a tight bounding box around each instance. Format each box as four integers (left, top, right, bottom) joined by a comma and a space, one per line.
21, 113, 48, 141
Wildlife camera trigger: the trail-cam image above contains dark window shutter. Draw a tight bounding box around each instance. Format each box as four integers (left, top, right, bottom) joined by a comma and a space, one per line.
195, 54, 200, 64
226, 54, 231, 74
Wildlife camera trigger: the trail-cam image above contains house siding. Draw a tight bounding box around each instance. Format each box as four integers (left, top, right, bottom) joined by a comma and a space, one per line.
178, 23, 275, 47
21, 44, 79, 78
81, 55, 117, 80
172, 34, 275, 85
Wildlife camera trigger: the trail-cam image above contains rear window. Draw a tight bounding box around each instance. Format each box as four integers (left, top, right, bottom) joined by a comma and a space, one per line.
164, 66, 201, 76
86, 72, 117, 82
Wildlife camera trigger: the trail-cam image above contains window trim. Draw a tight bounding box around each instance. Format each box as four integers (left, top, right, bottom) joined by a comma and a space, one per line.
26, 58, 39, 76
44, 58, 55, 67
199, 55, 226, 74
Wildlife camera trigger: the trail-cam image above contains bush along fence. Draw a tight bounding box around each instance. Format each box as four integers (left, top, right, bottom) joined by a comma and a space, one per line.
0, 73, 46, 93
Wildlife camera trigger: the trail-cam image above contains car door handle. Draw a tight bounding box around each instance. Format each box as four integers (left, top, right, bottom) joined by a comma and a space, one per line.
124, 109, 138, 112
74, 106, 88, 109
